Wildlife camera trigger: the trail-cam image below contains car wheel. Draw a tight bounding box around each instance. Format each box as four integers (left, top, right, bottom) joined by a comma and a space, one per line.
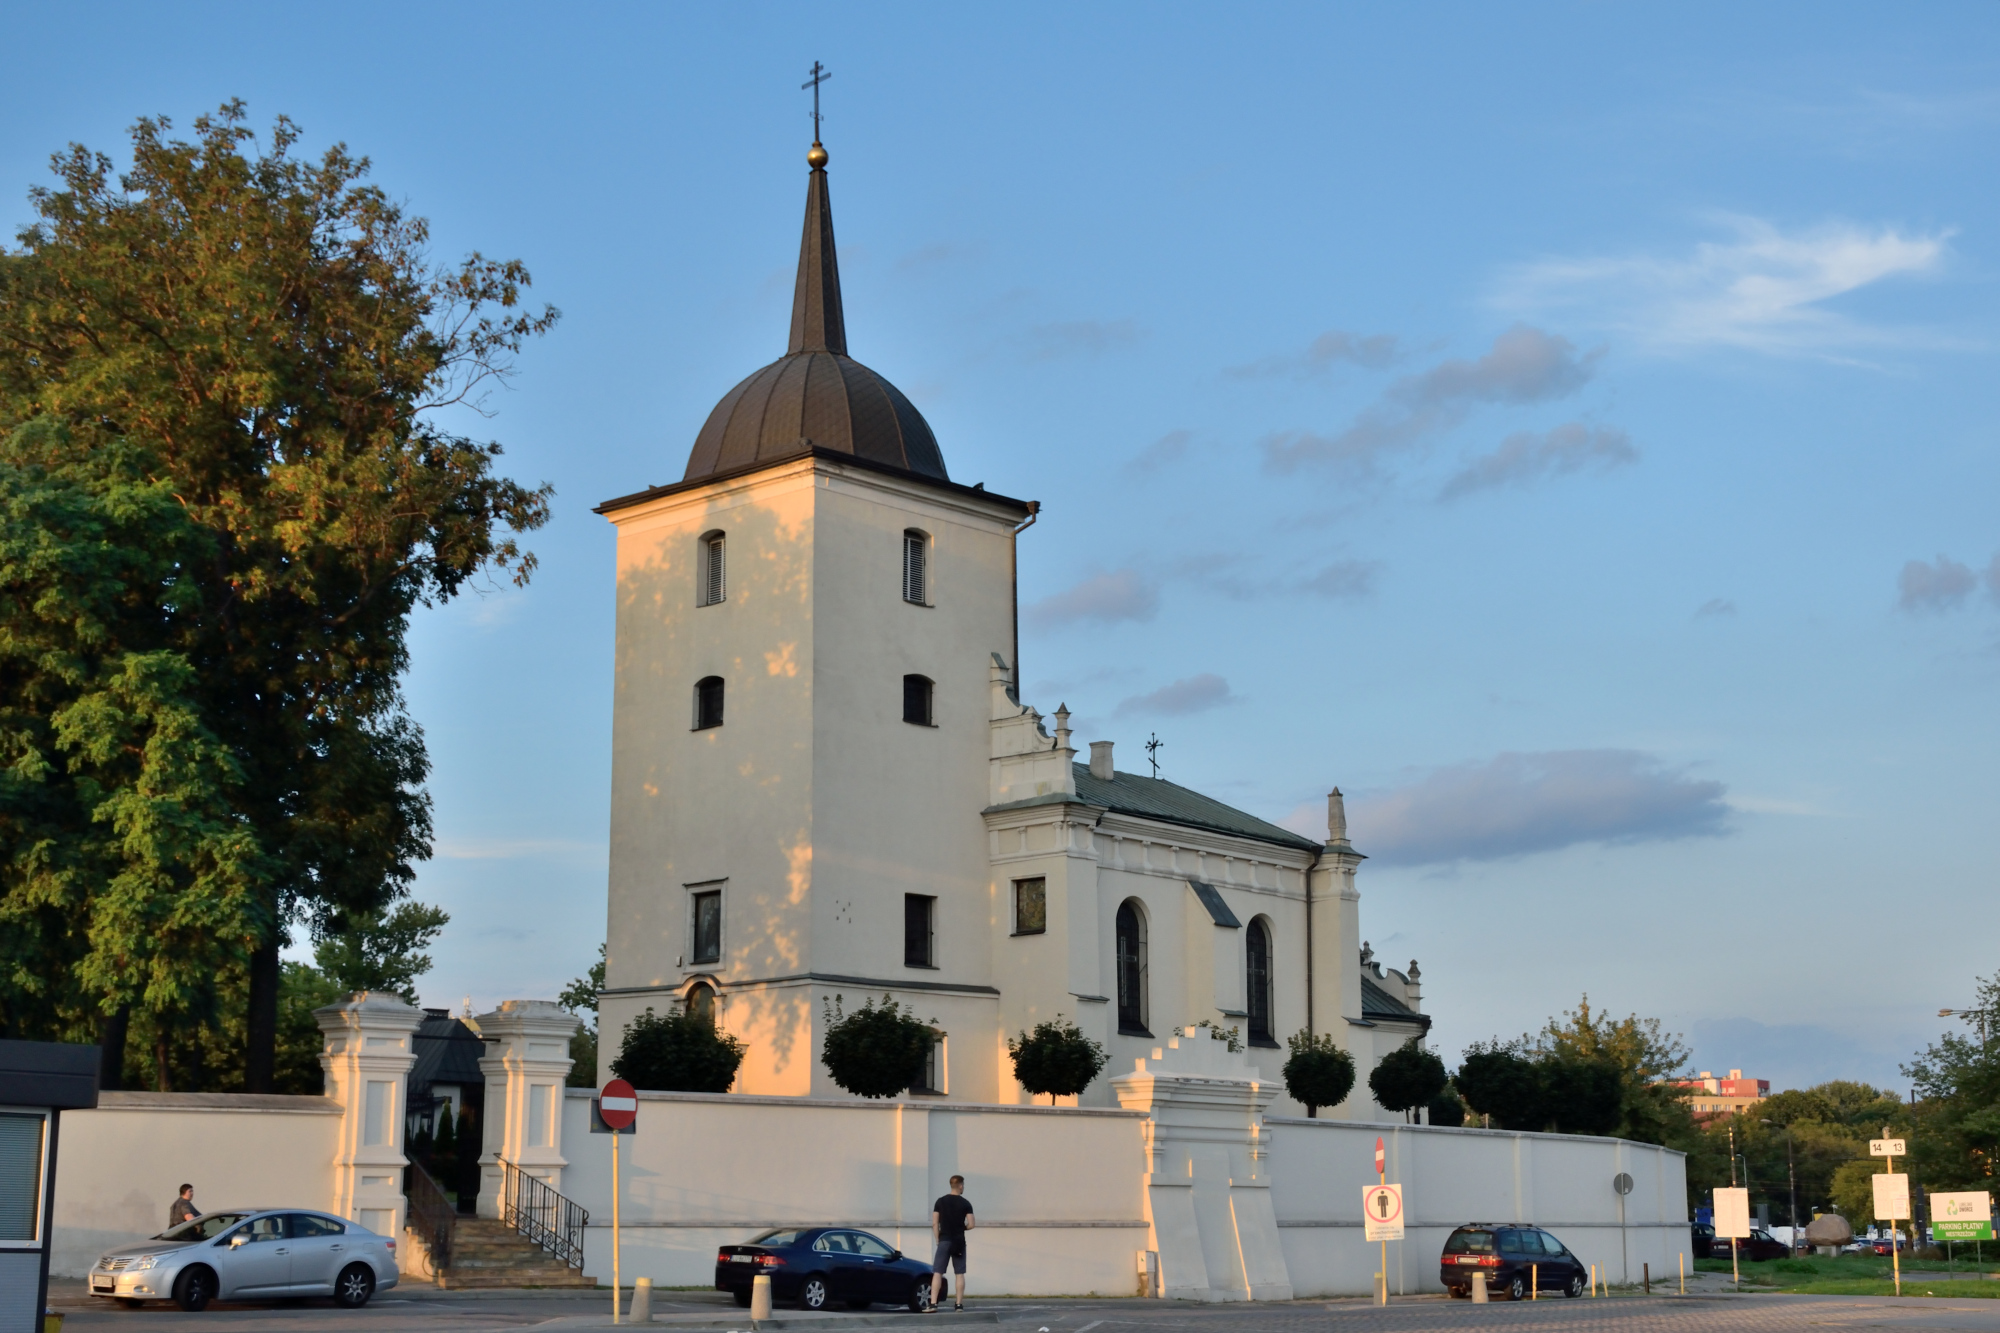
1505, 1274, 1526, 1301
173, 1267, 214, 1312
798, 1274, 830, 1311
1565, 1272, 1585, 1298
334, 1263, 376, 1309
909, 1278, 934, 1312
733, 1288, 753, 1308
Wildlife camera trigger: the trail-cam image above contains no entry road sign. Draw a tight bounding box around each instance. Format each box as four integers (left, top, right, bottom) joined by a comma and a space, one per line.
599, 1078, 638, 1130
1363, 1183, 1405, 1241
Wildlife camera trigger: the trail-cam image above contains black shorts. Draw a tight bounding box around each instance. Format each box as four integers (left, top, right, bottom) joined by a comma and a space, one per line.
931, 1237, 966, 1274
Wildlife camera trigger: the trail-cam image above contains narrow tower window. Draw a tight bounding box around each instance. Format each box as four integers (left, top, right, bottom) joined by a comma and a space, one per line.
693, 676, 725, 730
1116, 900, 1149, 1035
903, 530, 928, 604
905, 894, 936, 968
903, 674, 934, 726
1246, 917, 1274, 1046
1012, 877, 1046, 935
691, 888, 722, 964
700, 531, 726, 606
685, 980, 716, 1024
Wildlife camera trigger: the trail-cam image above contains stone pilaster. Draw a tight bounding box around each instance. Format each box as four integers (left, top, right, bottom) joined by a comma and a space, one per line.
315, 992, 423, 1238
474, 1000, 580, 1218
1111, 1026, 1294, 1302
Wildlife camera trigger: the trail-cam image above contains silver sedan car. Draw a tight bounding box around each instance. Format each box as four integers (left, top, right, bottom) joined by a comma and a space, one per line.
88, 1208, 400, 1309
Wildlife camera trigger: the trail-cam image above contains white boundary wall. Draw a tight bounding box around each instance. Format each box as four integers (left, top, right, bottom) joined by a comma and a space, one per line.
1269, 1117, 1691, 1297
50, 1093, 343, 1276
558, 1089, 1152, 1297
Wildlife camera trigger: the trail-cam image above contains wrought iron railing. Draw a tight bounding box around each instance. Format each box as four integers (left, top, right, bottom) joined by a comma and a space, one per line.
403, 1160, 456, 1271
497, 1158, 589, 1269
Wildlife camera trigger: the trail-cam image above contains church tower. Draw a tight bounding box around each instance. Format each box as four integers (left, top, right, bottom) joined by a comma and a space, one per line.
595, 139, 1037, 1098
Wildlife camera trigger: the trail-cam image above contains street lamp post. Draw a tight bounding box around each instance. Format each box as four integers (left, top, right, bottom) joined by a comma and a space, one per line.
1940, 1008, 1989, 1044
1762, 1119, 1799, 1252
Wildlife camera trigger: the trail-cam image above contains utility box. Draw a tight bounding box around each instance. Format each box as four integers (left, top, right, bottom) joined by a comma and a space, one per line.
0, 1040, 100, 1333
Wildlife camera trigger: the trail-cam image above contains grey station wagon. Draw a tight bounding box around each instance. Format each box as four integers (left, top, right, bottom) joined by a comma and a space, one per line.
88, 1208, 399, 1310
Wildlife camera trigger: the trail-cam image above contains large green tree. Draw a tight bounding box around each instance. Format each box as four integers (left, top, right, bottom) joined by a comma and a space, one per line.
1906, 974, 2000, 1193
0, 103, 553, 1088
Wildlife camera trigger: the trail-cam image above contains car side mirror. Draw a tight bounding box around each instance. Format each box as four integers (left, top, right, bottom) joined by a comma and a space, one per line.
229, 1235, 248, 1248
889, 1251, 902, 1261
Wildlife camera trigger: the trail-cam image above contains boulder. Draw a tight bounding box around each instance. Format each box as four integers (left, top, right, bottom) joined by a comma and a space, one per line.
1804, 1214, 1853, 1250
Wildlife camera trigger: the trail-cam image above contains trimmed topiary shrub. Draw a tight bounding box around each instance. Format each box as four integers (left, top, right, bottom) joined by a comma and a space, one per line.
1008, 1017, 1109, 1102
1370, 1036, 1448, 1121
613, 1004, 746, 1093
1283, 1030, 1357, 1117
821, 994, 935, 1098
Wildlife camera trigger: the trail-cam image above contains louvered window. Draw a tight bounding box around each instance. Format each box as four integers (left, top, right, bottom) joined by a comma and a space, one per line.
694, 676, 725, 730
701, 533, 726, 605
903, 530, 927, 604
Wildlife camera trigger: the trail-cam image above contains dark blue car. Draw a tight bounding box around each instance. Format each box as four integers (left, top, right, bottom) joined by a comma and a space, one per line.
716, 1227, 943, 1311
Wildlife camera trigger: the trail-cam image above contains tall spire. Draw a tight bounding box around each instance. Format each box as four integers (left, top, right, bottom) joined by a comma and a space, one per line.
788, 146, 847, 355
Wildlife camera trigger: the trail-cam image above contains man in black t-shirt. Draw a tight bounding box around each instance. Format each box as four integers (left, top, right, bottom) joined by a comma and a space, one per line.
929, 1175, 975, 1310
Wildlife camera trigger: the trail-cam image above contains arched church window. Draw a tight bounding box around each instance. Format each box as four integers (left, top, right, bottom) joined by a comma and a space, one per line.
903, 674, 934, 726
699, 531, 726, 606
1116, 900, 1149, 1035
1246, 917, 1274, 1046
693, 676, 725, 730
903, 530, 929, 605
685, 981, 715, 1024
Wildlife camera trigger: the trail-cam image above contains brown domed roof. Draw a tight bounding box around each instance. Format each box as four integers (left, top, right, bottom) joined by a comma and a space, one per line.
680, 151, 947, 485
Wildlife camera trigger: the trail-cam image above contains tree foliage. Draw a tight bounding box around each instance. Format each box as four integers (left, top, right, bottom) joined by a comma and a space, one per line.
0, 102, 553, 1084
312, 900, 448, 1003
560, 945, 606, 1088
1008, 1016, 1108, 1101
1283, 1030, 1356, 1116
820, 994, 935, 1099
1905, 972, 2000, 1193
1370, 1037, 1449, 1120
613, 1004, 745, 1094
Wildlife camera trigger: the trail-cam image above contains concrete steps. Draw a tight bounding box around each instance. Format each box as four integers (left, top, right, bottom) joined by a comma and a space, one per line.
436, 1216, 598, 1289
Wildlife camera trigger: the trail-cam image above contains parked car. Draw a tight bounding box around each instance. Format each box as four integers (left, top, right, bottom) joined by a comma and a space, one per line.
1440, 1224, 1588, 1300
716, 1227, 943, 1310
1692, 1223, 1716, 1259
89, 1208, 398, 1310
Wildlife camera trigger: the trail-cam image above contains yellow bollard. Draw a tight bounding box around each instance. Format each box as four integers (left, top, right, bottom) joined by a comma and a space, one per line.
1679, 1252, 1685, 1295
1532, 1263, 1538, 1300
751, 1273, 773, 1321
1471, 1271, 1488, 1303
630, 1277, 652, 1322
1590, 1263, 1597, 1296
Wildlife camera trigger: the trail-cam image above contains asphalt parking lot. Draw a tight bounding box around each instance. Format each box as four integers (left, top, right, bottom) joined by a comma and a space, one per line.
45, 1283, 2000, 1333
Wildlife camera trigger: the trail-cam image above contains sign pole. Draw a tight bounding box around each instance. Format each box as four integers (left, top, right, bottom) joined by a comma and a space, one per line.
613, 1127, 623, 1322
1378, 1138, 1387, 1306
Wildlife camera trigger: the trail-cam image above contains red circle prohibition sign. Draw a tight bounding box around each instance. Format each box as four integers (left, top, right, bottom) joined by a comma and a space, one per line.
1366, 1186, 1402, 1224
599, 1077, 638, 1130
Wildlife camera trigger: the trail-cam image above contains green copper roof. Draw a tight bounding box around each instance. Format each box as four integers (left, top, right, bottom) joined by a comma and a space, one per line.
1071, 763, 1321, 852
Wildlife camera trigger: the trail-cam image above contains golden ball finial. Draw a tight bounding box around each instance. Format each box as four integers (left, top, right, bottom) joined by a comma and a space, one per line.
807, 143, 828, 169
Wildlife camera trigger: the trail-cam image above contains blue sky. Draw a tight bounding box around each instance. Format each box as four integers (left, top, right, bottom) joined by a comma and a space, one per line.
7, 4, 1996, 1092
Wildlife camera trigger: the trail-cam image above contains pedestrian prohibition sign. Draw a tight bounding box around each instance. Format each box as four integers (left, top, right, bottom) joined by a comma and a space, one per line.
1363, 1183, 1405, 1242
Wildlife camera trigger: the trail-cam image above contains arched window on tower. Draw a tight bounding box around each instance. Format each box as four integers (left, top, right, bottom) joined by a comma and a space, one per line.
685, 981, 715, 1025
1116, 900, 1149, 1036
903, 530, 929, 605
903, 674, 934, 726
693, 676, 725, 730
1246, 917, 1274, 1047
699, 531, 726, 606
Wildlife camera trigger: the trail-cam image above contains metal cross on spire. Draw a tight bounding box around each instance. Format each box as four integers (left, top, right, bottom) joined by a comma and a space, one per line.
802, 61, 832, 144
1145, 732, 1164, 779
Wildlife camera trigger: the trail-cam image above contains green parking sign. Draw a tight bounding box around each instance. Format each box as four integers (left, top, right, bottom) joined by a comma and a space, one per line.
1931, 1192, 1993, 1240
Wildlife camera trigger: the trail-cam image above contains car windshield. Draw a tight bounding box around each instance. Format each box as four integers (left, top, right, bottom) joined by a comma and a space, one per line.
1443, 1231, 1495, 1254
748, 1229, 804, 1247
153, 1211, 252, 1242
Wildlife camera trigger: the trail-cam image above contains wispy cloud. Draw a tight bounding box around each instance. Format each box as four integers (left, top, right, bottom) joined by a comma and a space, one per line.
1024, 319, 1141, 361
1226, 329, 1402, 379
435, 837, 603, 861
1695, 598, 1737, 619
1114, 673, 1236, 718
1347, 749, 1730, 866
1027, 568, 1159, 628
1440, 422, 1638, 500
1125, 429, 1193, 476
1301, 560, 1379, 599
1496, 216, 1952, 356
1898, 554, 1978, 611
1263, 326, 1600, 474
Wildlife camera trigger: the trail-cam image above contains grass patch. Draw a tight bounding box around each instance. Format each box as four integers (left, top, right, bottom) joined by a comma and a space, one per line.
1695, 1252, 2000, 1296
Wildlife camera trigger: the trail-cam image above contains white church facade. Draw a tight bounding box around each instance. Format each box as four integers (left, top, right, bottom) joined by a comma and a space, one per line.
594, 140, 1429, 1118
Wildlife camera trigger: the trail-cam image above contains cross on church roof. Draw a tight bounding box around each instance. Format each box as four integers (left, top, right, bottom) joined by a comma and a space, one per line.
802, 61, 832, 145
1145, 731, 1164, 779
